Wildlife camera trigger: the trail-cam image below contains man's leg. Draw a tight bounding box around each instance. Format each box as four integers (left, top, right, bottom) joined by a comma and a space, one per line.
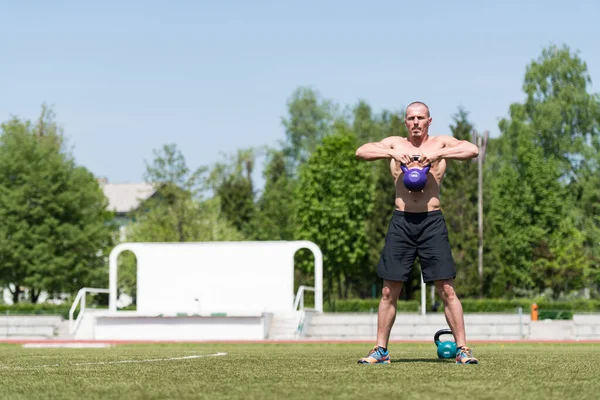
434, 279, 479, 364
434, 279, 466, 347
361, 210, 414, 364
376, 279, 404, 348
358, 279, 403, 364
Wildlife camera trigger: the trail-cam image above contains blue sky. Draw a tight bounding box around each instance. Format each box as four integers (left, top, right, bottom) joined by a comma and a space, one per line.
2, 1, 599, 187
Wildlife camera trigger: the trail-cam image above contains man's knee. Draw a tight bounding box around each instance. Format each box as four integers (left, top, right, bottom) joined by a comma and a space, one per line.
381, 281, 403, 302
435, 280, 458, 302
381, 286, 394, 301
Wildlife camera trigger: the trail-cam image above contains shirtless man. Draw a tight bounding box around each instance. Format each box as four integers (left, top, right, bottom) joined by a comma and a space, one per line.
355, 101, 480, 365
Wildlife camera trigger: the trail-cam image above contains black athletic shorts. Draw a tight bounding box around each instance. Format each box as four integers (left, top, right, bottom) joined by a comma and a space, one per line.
376, 209, 456, 283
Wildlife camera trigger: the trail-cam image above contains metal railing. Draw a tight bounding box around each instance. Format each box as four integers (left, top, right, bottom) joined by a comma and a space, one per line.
68, 287, 110, 335
293, 285, 316, 311
293, 286, 316, 338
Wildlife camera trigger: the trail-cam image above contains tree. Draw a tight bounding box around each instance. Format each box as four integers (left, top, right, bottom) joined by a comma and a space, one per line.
575, 147, 600, 272
352, 101, 380, 144
520, 44, 600, 269
209, 148, 259, 237
522, 44, 600, 175
132, 143, 245, 243
351, 102, 407, 297
140, 143, 207, 242
439, 108, 479, 296
0, 107, 114, 303
250, 149, 297, 240
484, 44, 600, 297
295, 125, 374, 304
281, 87, 337, 172
486, 103, 566, 297
530, 216, 591, 298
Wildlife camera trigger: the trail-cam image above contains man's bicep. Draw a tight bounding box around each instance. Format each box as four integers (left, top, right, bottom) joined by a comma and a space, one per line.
440, 135, 463, 147
378, 137, 401, 148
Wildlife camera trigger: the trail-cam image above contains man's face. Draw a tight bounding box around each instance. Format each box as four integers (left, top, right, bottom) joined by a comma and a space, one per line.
404, 104, 432, 139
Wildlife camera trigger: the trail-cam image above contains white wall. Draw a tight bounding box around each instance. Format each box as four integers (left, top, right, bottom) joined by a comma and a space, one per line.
92, 313, 268, 341
108, 241, 323, 315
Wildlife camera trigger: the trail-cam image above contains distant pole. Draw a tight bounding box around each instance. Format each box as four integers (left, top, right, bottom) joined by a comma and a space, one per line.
477, 134, 484, 297
476, 130, 489, 298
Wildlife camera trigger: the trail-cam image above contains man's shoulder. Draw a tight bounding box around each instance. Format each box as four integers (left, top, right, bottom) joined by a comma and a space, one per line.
429, 135, 455, 145
430, 134, 454, 140
382, 136, 408, 146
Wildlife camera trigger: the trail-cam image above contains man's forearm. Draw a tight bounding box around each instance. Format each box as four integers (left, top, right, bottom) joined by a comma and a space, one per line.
438, 142, 479, 160
355, 143, 393, 161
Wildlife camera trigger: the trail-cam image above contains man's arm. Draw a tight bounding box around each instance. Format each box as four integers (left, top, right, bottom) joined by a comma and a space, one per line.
438, 136, 479, 160
355, 137, 413, 164
355, 137, 396, 161
418, 136, 479, 164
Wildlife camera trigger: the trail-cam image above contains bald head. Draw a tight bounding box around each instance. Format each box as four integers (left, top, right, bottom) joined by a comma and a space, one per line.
406, 101, 430, 117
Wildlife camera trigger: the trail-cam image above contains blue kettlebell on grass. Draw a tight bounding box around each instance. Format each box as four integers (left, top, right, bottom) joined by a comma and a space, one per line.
434, 329, 457, 359
400, 155, 430, 192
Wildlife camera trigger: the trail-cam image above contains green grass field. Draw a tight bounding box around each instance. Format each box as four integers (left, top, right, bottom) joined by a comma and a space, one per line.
1, 342, 599, 399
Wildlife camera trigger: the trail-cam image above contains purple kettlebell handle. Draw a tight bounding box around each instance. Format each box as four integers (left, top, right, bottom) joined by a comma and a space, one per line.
400, 154, 431, 173
401, 164, 430, 173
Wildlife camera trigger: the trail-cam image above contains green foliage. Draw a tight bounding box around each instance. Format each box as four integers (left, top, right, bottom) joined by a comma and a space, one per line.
351, 103, 408, 297
487, 105, 569, 297
439, 108, 480, 296
249, 88, 341, 242
250, 149, 297, 240
296, 126, 374, 302
145, 143, 207, 197
139, 143, 209, 242
210, 148, 258, 237
325, 299, 419, 312
458, 298, 534, 312
522, 44, 600, 173
127, 197, 243, 243
575, 148, 600, 263
530, 216, 591, 297
324, 298, 600, 314
116, 250, 137, 304
130, 144, 244, 243
537, 310, 573, 320
0, 107, 115, 303
1, 299, 600, 319
520, 44, 600, 290
0, 303, 72, 319
483, 44, 599, 298
281, 87, 338, 170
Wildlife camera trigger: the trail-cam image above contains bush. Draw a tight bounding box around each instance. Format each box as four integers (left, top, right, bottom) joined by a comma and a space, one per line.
0, 304, 72, 320
3, 298, 598, 320
538, 310, 573, 320
324, 298, 600, 318
324, 299, 419, 312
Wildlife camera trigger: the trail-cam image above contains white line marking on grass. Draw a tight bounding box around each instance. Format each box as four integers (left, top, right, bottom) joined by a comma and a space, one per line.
22, 343, 113, 349
0, 352, 227, 370
73, 352, 228, 366
0, 364, 59, 370
29, 363, 61, 367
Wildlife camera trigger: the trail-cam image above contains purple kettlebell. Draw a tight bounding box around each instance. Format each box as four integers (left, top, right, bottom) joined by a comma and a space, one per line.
400, 155, 430, 192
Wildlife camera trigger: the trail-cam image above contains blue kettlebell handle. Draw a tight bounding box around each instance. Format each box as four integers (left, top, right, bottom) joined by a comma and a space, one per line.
434, 328, 454, 346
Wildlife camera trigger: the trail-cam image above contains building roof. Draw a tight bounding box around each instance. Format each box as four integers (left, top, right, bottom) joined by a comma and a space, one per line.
101, 182, 157, 214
